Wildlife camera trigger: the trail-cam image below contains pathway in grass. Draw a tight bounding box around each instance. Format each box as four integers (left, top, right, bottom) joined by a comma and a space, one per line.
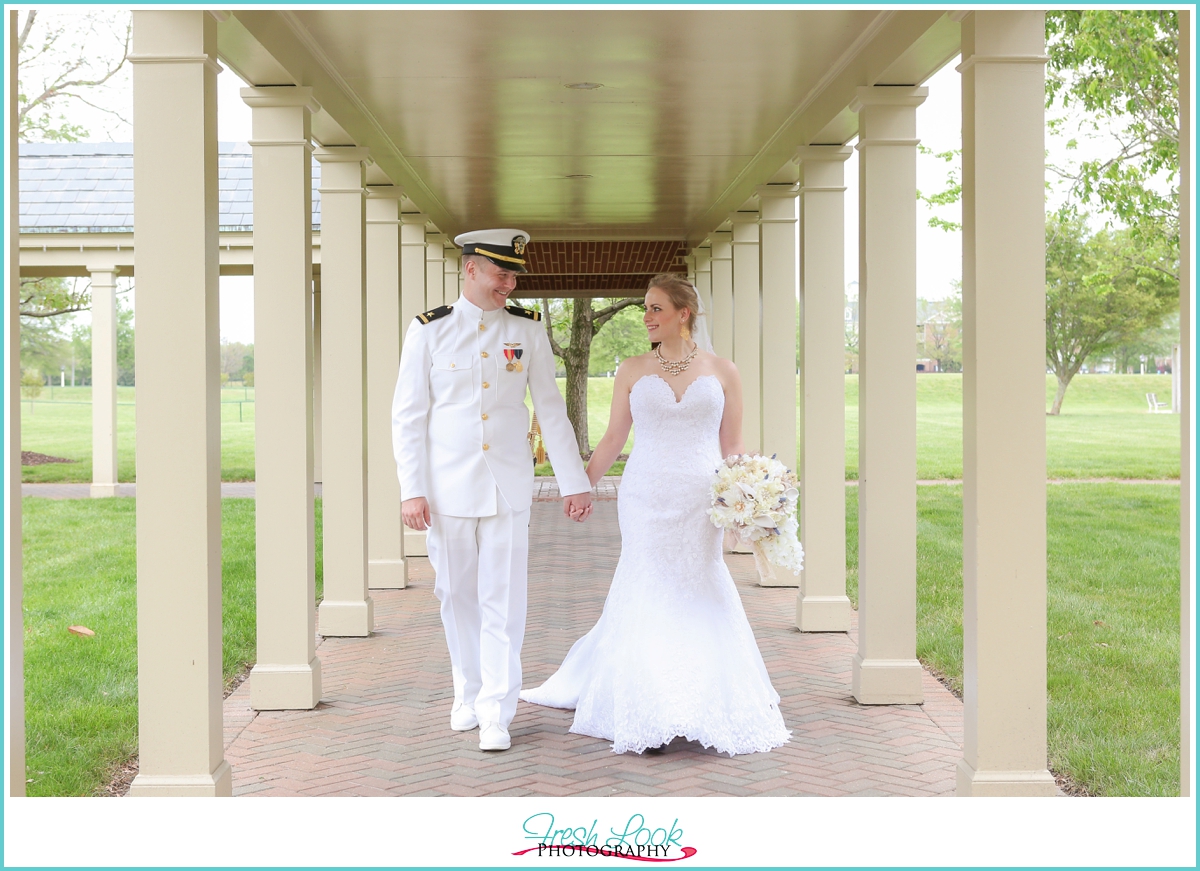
845, 483, 1181, 796
21, 375, 1178, 483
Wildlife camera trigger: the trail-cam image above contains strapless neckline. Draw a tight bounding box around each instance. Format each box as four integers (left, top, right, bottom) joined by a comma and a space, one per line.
632, 373, 719, 405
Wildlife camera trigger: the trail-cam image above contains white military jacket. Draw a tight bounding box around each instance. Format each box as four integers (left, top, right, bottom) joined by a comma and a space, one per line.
391, 295, 590, 517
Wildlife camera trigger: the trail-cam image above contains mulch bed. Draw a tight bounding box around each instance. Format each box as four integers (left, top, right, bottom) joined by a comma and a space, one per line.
21, 451, 75, 466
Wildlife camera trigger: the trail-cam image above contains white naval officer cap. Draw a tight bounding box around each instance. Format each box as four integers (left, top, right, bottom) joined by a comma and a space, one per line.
453, 228, 530, 274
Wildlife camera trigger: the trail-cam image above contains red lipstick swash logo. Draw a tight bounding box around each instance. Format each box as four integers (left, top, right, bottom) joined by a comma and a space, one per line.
514, 813, 697, 862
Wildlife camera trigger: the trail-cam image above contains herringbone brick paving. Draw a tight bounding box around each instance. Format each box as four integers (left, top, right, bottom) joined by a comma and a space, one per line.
223, 500, 965, 796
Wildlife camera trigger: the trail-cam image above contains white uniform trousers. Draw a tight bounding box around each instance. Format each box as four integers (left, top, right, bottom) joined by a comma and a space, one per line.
427, 490, 530, 728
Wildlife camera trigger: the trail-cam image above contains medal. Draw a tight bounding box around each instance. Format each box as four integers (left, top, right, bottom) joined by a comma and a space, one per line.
503, 346, 523, 373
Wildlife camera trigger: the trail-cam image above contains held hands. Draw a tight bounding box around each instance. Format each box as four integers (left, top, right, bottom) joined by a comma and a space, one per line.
563, 491, 593, 523
402, 497, 432, 531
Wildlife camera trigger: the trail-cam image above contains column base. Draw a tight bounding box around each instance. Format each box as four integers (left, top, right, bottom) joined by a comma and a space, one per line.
851, 653, 924, 704
403, 529, 428, 557
796, 594, 853, 632
90, 482, 119, 498
318, 598, 374, 637
250, 658, 322, 711
758, 573, 799, 588
128, 761, 232, 796
368, 558, 408, 590
955, 758, 1058, 796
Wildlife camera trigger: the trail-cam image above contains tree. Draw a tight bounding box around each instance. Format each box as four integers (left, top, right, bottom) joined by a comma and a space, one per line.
17, 9, 131, 143
20, 276, 93, 319
541, 296, 644, 452
1046, 10, 1179, 258
917, 285, 963, 373
587, 303, 649, 375
1045, 212, 1177, 414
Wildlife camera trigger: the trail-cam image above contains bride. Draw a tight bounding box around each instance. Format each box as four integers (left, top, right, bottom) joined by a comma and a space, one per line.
520, 274, 790, 756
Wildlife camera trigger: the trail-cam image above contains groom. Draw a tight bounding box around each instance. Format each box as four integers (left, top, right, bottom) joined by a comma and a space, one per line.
392, 228, 593, 752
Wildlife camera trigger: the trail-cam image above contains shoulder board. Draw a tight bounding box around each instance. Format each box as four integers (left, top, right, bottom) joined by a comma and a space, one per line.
415, 305, 453, 325
504, 304, 541, 322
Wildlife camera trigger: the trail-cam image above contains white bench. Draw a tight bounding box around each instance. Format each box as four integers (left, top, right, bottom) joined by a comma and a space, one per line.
1146, 392, 1169, 413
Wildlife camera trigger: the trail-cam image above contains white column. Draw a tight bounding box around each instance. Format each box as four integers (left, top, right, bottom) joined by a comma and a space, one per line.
756, 186, 800, 587
128, 9, 230, 795
795, 146, 854, 631
957, 12, 1056, 795
758, 184, 799, 472
1180, 8, 1193, 800
366, 185, 406, 589
693, 247, 712, 322
444, 245, 461, 304
426, 231, 446, 308
400, 212, 428, 557
8, 8, 24, 798
709, 229, 733, 358
850, 85, 927, 705
89, 268, 119, 497
243, 86, 322, 710
312, 272, 322, 484
314, 146, 374, 637
731, 209, 762, 452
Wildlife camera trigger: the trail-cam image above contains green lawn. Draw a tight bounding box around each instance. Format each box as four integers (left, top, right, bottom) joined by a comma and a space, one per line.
20, 386, 257, 483
22, 496, 322, 797
845, 483, 1181, 796
21, 376, 1177, 483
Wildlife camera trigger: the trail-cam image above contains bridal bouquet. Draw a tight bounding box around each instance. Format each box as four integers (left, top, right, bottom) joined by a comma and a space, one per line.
708, 453, 804, 580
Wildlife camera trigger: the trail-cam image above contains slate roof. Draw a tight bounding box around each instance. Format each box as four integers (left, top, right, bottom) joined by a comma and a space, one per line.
18, 142, 323, 233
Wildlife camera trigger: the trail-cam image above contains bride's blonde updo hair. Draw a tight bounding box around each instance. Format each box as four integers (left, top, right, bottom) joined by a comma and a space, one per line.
646, 273, 700, 335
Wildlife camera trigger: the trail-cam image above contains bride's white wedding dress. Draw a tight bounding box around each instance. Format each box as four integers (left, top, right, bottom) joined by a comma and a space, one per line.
520, 374, 790, 755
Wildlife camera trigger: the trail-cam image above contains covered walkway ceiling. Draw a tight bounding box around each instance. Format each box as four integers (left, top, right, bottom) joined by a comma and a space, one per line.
217, 9, 960, 245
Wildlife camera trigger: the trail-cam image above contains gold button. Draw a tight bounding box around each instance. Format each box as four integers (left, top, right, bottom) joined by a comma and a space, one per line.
481, 351, 489, 358
479, 323, 486, 331
450, 362, 456, 368
482, 381, 490, 389
481, 413, 488, 420
483, 443, 490, 451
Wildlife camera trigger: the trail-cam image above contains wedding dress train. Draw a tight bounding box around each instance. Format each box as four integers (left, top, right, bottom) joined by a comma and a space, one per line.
520, 374, 790, 755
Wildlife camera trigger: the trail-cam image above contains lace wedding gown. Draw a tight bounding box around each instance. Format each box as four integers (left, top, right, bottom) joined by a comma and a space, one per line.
520, 374, 790, 755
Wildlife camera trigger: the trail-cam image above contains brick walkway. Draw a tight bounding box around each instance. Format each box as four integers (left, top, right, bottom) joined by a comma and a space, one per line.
222, 499, 966, 797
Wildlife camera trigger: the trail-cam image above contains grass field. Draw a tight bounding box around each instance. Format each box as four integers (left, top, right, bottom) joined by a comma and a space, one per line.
21, 375, 1177, 483
19, 371, 1184, 797
844, 483, 1180, 796
21, 496, 322, 797
23, 482, 1180, 796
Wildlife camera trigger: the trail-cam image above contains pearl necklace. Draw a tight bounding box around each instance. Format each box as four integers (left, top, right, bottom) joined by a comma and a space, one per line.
654, 342, 698, 376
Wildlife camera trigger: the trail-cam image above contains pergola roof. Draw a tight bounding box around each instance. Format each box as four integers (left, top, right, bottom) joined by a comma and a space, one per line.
18, 142, 321, 234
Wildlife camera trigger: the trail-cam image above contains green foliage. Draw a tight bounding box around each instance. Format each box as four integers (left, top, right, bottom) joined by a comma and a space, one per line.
1046, 211, 1178, 412
242, 371, 255, 388
21, 368, 44, 398
916, 145, 962, 232
19, 277, 90, 318
1046, 11, 1179, 241
588, 302, 649, 375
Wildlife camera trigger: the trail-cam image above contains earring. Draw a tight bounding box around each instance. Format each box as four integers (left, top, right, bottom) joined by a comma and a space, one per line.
680, 323, 692, 342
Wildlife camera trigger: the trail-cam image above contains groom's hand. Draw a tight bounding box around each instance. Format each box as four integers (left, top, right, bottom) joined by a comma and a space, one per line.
563, 492, 593, 523
402, 497, 432, 531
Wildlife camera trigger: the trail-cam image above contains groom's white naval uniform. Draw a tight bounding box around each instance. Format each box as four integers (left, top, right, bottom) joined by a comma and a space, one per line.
392, 229, 590, 750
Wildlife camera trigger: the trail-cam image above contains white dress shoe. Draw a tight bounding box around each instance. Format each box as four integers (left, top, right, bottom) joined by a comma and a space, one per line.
450, 704, 478, 732
478, 721, 511, 751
